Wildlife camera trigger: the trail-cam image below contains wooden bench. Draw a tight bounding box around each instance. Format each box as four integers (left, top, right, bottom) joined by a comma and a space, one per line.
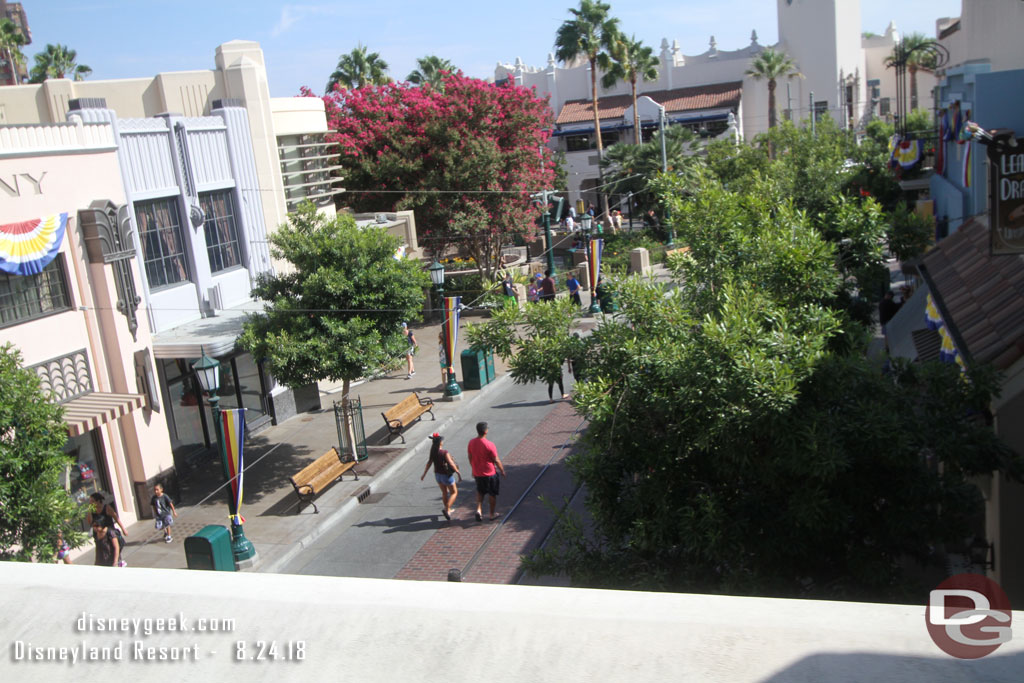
289, 447, 358, 514
382, 392, 435, 444
665, 246, 691, 259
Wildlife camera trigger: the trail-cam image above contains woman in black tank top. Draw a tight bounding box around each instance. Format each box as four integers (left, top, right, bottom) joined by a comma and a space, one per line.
420, 433, 462, 520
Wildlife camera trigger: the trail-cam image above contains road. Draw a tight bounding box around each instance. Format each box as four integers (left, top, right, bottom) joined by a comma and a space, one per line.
280, 373, 583, 584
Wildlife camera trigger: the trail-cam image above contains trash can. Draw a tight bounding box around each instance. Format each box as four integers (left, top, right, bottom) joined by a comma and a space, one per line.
184, 524, 235, 571
460, 349, 487, 390
484, 348, 495, 383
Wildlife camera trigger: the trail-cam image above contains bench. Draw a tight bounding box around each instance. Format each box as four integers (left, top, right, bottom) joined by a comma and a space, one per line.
289, 447, 358, 514
382, 392, 435, 444
665, 246, 691, 259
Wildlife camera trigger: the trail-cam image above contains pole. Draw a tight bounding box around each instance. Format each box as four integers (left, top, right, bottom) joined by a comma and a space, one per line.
541, 190, 556, 276
786, 81, 792, 122
810, 92, 815, 137
208, 393, 255, 565
660, 106, 674, 247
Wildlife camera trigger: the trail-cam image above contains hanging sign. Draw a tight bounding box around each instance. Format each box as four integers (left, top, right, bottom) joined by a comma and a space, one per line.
990, 143, 1024, 255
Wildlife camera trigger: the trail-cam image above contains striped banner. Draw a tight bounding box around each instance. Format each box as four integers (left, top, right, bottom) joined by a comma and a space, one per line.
0, 213, 68, 276
587, 238, 603, 292
962, 140, 972, 188
442, 296, 461, 372
220, 408, 246, 525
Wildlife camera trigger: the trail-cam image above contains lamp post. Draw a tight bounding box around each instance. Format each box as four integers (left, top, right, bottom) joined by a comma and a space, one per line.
429, 260, 445, 322
658, 105, 675, 247
542, 192, 557, 276
192, 349, 255, 566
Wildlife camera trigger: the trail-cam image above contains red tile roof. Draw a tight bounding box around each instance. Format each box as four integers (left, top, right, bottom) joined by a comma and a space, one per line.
920, 216, 1024, 370
555, 81, 742, 125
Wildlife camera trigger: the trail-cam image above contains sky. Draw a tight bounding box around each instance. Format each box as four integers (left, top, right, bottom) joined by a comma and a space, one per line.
24, 1, 963, 97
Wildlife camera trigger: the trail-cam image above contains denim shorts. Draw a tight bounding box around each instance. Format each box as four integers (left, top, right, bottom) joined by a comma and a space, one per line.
435, 472, 456, 485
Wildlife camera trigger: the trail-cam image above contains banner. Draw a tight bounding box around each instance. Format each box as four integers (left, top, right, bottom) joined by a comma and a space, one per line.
442, 296, 461, 372
587, 238, 603, 292
962, 139, 972, 188
0, 213, 67, 276
220, 408, 246, 526
990, 143, 1024, 254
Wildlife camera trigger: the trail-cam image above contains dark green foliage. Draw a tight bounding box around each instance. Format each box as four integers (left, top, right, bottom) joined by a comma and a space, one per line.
0, 343, 85, 561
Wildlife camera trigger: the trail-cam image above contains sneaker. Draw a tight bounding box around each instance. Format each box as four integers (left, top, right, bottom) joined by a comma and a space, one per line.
410, 371, 415, 376
474, 511, 482, 522
406, 374, 412, 380
118, 560, 128, 567
164, 535, 172, 543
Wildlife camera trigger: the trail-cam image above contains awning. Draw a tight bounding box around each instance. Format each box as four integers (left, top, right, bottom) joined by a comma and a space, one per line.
62, 392, 145, 437
152, 303, 254, 359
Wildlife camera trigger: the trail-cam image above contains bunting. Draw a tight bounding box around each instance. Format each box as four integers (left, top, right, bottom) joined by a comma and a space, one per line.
0, 213, 68, 276
924, 293, 963, 369
587, 238, 603, 292
441, 296, 461, 372
220, 408, 247, 526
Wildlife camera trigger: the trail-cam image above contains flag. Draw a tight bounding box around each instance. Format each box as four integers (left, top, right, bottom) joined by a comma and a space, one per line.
962, 140, 972, 188
935, 115, 945, 174
587, 238, 603, 292
925, 293, 943, 330
894, 139, 921, 169
220, 408, 247, 526
442, 296, 461, 373
0, 213, 67, 276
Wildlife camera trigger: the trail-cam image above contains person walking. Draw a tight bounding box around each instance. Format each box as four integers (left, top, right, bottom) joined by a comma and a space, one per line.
528, 274, 541, 303
565, 213, 575, 232
92, 521, 122, 567
402, 322, 418, 379
612, 210, 623, 234
547, 363, 570, 403
467, 422, 506, 522
86, 492, 128, 541
151, 483, 178, 543
566, 271, 582, 306
501, 272, 516, 303
540, 270, 557, 303
420, 432, 462, 520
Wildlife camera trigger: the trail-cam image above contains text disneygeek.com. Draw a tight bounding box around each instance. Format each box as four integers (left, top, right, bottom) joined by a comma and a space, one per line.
9, 612, 306, 664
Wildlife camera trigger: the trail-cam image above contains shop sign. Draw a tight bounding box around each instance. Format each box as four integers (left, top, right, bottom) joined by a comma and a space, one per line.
991, 147, 1024, 255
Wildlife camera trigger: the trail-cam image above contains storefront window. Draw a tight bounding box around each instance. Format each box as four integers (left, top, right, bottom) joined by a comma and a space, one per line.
159, 358, 207, 460
63, 431, 110, 508
216, 353, 268, 427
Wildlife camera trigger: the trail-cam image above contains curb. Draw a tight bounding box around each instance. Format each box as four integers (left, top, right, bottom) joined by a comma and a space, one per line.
258, 372, 514, 574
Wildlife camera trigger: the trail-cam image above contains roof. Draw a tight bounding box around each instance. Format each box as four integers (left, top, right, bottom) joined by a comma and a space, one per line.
919, 216, 1024, 369
555, 81, 742, 125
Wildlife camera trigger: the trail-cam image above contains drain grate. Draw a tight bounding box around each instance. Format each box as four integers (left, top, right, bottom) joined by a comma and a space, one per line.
361, 492, 389, 505
354, 485, 372, 503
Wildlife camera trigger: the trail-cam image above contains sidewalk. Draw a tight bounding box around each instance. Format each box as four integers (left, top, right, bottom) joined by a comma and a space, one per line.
85, 315, 513, 571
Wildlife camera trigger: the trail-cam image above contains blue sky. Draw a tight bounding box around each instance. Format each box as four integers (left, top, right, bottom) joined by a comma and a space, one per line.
27, 1, 962, 97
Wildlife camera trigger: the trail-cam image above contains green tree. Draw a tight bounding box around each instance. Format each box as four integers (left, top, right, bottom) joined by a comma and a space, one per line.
600, 34, 659, 145
326, 44, 390, 92
600, 125, 695, 221
889, 32, 938, 111
406, 55, 457, 90
0, 343, 85, 561
555, 0, 621, 218
522, 175, 1021, 599
745, 47, 801, 131
0, 18, 26, 85
28, 43, 91, 83
238, 204, 428, 456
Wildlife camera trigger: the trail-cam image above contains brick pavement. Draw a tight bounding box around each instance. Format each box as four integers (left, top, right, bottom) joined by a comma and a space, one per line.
395, 400, 584, 583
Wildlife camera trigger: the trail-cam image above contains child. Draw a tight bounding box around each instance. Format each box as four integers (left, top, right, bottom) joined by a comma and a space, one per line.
151, 483, 178, 543
55, 529, 72, 564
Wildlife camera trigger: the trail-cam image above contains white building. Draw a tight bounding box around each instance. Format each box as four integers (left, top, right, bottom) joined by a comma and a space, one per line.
498, 0, 934, 207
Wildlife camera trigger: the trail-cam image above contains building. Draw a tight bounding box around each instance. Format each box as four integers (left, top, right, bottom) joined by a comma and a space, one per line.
1, 119, 172, 531
0, 41, 350, 506
0, 1, 30, 86
498, 0, 931, 208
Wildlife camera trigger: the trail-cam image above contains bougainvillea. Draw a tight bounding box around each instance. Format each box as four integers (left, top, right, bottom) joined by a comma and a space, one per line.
305, 74, 556, 280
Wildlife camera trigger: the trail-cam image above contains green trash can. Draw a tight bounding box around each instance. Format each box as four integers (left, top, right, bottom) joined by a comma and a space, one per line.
184, 524, 235, 571
460, 349, 486, 390
484, 348, 495, 383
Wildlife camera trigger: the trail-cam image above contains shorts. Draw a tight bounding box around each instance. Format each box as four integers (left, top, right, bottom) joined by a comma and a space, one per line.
56, 541, 70, 560
406, 346, 416, 357
155, 513, 174, 530
435, 472, 456, 485
474, 475, 500, 497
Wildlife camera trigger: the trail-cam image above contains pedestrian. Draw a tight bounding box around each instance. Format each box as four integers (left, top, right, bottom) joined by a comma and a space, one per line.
612, 210, 623, 234
402, 322, 417, 379
438, 331, 450, 385
92, 521, 122, 567
565, 213, 575, 232
420, 432, 462, 520
467, 421, 506, 522
586, 203, 596, 218
540, 269, 557, 302
528, 274, 541, 303
547, 363, 570, 403
501, 272, 516, 303
566, 271, 582, 306
87, 492, 128, 542
151, 483, 177, 544
54, 529, 72, 565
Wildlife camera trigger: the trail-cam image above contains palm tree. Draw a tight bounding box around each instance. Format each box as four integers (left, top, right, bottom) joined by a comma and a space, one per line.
28, 44, 91, 83
326, 44, 390, 92
600, 34, 659, 145
0, 18, 26, 85
554, 0, 620, 219
406, 55, 456, 90
889, 32, 937, 111
745, 47, 801, 130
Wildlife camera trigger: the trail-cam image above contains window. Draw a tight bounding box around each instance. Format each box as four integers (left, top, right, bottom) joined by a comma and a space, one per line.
200, 191, 242, 273
0, 256, 71, 327
879, 97, 891, 116
565, 134, 593, 152
136, 198, 189, 289
813, 100, 828, 123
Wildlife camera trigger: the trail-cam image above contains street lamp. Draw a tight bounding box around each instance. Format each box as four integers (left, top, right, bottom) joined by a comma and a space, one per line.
429, 260, 445, 322
191, 349, 255, 566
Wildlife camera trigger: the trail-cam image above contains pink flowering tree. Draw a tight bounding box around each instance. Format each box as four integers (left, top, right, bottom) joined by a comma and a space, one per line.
309, 75, 556, 281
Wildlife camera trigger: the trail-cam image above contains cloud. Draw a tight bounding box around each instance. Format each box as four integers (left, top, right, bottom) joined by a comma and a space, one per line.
271, 5, 346, 38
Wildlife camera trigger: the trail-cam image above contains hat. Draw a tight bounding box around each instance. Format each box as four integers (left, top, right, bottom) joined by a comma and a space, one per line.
401, 322, 408, 328
535, 273, 543, 279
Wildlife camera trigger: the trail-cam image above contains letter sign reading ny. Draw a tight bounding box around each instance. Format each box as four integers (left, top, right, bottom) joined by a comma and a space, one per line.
0, 172, 47, 198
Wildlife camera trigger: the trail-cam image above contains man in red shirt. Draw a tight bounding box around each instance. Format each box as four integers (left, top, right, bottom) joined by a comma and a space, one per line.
467, 421, 506, 521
